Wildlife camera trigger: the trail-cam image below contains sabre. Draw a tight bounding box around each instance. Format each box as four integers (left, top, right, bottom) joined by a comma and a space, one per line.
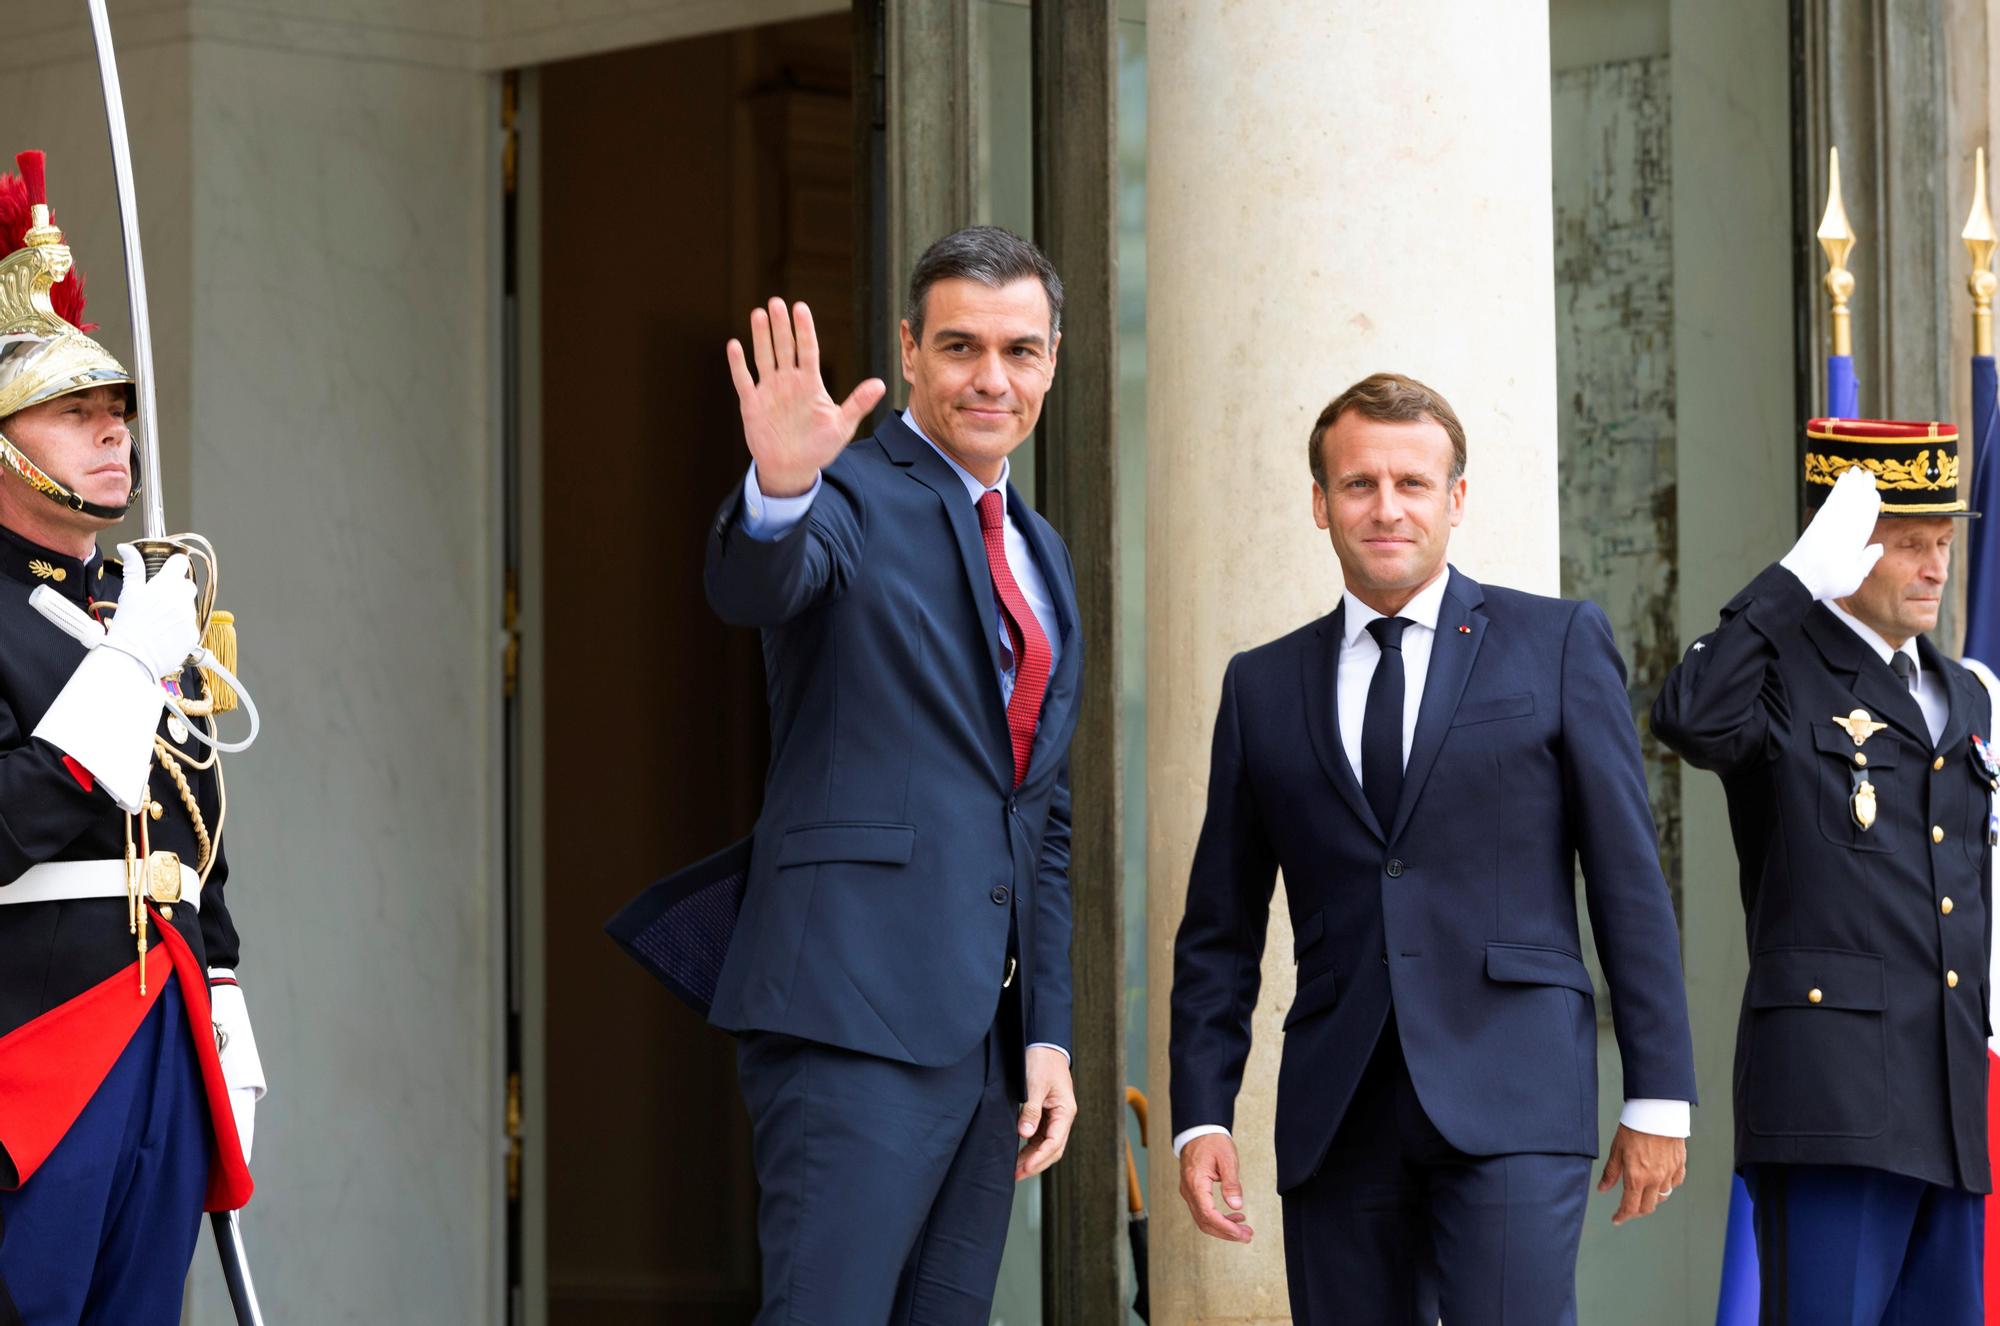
81, 5, 268, 1321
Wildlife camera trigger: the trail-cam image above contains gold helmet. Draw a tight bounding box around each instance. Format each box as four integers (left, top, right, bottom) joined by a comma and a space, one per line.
0, 150, 139, 519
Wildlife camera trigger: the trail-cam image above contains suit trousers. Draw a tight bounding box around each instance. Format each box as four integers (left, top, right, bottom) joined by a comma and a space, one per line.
0, 977, 210, 1326
1745, 1163, 1983, 1325
737, 1010, 1020, 1326
1281, 1014, 1591, 1325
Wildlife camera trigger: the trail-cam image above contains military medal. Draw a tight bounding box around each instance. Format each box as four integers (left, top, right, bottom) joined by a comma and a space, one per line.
1972, 734, 1999, 791
1832, 709, 1888, 831
167, 714, 188, 744
1850, 769, 1878, 830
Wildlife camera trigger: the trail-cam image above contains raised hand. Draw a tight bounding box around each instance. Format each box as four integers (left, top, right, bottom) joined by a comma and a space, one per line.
726, 298, 886, 498
1780, 465, 1885, 601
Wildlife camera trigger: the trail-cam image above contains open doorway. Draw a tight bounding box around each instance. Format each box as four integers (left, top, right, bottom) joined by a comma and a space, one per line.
522, 13, 855, 1323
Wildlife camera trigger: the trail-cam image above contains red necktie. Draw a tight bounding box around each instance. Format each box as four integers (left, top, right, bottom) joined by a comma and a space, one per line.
977, 490, 1051, 787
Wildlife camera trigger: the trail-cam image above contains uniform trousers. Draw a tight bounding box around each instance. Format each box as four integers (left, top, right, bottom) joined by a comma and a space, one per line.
1281, 1015, 1591, 1325
0, 977, 209, 1326
737, 1015, 1020, 1326
1745, 1163, 1983, 1325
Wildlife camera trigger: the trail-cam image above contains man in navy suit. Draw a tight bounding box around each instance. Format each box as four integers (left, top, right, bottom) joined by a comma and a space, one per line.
1169, 373, 1699, 1323
704, 226, 1083, 1324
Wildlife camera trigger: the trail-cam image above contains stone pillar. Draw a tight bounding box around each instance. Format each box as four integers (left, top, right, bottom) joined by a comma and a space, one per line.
1144, 2, 1560, 1319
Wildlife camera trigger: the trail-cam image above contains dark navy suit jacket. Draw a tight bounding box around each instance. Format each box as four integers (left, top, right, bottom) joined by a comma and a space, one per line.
1170, 567, 1698, 1193
703, 413, 1082, 1070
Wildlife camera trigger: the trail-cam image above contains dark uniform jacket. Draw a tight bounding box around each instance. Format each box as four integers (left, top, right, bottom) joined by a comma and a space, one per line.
0, 522, 238, 1187
1653, 562, 1994, 1192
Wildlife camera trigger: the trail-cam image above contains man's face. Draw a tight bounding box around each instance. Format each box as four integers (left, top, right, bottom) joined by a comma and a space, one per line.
0, 386, 133, 523
899, 276, 1059, 478
1840, 515, 1955, 643
1313, 412, 1466, 602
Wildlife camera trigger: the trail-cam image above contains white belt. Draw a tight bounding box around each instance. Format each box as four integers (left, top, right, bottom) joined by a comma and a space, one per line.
0, 858, 203, 912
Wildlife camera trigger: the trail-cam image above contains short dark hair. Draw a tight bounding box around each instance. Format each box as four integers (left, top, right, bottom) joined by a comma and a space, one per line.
1308, 372, 1468, 488
904, 226, 1063, 344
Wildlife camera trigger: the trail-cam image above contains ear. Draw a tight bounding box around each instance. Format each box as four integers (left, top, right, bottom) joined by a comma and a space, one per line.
898, 319, 918, 387
1447, 475, 1467, 528
1046, 329, 1061, 375
1312, 482, 1330, 531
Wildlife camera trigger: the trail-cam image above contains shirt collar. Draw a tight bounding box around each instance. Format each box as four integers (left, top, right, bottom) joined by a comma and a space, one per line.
1823, 598, 1922, 682
1341, 567, 1451, 647
902, 409, 1009, 511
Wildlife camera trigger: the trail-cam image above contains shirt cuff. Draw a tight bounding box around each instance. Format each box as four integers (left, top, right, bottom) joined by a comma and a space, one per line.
1026, 1042, 1070, 1065
740, 462, 820, 542
1172, 1124, 1231, 1157
1619, 1098, 1691, 1138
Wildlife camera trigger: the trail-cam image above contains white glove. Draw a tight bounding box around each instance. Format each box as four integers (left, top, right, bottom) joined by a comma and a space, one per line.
1780, 466, 1885, 601
208, 973, 267, 1165
100, 543, 199, 682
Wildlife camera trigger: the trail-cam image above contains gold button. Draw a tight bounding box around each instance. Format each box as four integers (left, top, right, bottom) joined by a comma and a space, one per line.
1855, 752, 1868, 767
1948, 970, 1960, 988
1935, 756, 1946, 771
1933, 825, 1946, 844
1943, 897, 1955, 915
1808, 988, 1823, 1004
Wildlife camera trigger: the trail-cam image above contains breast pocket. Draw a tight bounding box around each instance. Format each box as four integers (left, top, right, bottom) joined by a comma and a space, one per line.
1450, 693, 1535, 727
1811, 723, 1900, 854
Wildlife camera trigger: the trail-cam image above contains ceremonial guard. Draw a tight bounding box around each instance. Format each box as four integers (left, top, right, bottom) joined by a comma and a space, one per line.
0, 152, 263, 1323
1654, 424, 1992, 1323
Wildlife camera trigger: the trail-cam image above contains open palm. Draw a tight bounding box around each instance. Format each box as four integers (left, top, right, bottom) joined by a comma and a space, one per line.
726, 297, 886, 497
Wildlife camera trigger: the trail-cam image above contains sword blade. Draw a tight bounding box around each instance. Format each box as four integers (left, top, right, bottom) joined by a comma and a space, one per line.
83, 0, 165, 540
210, 1209, 268, 1326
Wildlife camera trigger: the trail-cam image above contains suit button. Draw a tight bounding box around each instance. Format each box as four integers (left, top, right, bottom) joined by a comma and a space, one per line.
1948, 970, 1960, 989
1008, 796, 1019, 813
1381, 952, 1389, 966
1854, 752, 1867, 767
1935, 756, 1947, 771
1385, 859, 1404, 878
1807, 988, 1822, 1004
1943, 896, 1955, 915
1933, 825, 1946, 844
991, 886, 1010, 905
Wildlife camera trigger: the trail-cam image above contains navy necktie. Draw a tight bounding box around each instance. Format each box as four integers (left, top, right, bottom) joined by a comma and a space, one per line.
1362, 616, 1411, 830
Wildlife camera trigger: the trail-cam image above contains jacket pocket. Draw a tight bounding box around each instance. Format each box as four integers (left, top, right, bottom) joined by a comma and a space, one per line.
1451, 693, 1535, 727
1743, 947, 1888, 1138
774, 821, 917, 868
1291, 908, 1326, 962
1811, 722, 1900, 854
1485, 942, 1593, 995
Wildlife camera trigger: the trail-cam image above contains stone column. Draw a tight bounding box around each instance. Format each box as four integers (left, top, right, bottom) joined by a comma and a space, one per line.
1144, 2, 1560, 1319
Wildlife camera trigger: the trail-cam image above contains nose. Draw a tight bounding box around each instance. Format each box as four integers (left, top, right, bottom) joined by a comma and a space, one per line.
971, 351, 1009, 396
1921, 544, 1950, 584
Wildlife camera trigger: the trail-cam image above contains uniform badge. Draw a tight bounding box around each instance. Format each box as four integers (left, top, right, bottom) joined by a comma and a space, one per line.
1832, 708, 1889, 746
1972, 734, 2000, 791
1850, 770, 1878, 831
167, 714, 188, 744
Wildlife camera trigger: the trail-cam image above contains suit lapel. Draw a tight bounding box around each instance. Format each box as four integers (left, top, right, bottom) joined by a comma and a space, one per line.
877, 415, 1012, 784
1302, 602, 1385, 841
1803, 608, 1932, 749
1389, 568, 1487, 843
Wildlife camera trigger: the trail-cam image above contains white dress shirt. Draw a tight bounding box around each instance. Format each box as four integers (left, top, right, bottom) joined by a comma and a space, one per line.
738, 413, 1069, 1064
1175, 567, 1690, 1156
1823, 599, 1948, 744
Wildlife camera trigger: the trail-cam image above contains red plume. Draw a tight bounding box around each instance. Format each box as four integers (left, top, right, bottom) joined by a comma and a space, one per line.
0, 154, 95, 333
15, 151, 44, 207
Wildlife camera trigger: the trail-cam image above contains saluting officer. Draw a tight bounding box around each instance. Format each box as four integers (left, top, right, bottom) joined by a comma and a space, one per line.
1654, 419, 1993, 1324
0, 152, 263, 1323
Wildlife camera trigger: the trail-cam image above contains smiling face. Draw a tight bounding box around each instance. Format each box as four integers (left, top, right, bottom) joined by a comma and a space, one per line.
1837, 515, 1956, 646
1312, 411, 1466, 615
899, 276, 1059, 486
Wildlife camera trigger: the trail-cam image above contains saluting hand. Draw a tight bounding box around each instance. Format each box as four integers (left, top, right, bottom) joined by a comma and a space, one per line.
726, 297, 886, 499
1781, 465, 1884, 601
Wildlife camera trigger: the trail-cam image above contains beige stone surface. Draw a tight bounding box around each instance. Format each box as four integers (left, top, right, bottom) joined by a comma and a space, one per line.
1144, 0, 1559, 1318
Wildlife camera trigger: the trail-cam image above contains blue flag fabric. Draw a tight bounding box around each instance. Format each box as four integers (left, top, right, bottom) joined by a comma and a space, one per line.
1967, 355, 1998, 664
1828, 354, 1859, 418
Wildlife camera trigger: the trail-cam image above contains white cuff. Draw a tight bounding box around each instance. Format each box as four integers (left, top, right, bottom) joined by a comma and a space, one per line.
1026, 1041, 1070, 1065
1619, 1098, 1690, 1138
207, 971, 267, 1102
1172, 1124, 1230, 1157
32, 646, 167, 813
741, 463, 821, 542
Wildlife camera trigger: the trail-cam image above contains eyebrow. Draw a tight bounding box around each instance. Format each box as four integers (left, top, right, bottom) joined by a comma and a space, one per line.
930, 326, 1048, 350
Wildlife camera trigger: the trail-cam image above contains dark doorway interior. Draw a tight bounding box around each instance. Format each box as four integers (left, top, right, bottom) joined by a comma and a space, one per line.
538, 15, 855, 1324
